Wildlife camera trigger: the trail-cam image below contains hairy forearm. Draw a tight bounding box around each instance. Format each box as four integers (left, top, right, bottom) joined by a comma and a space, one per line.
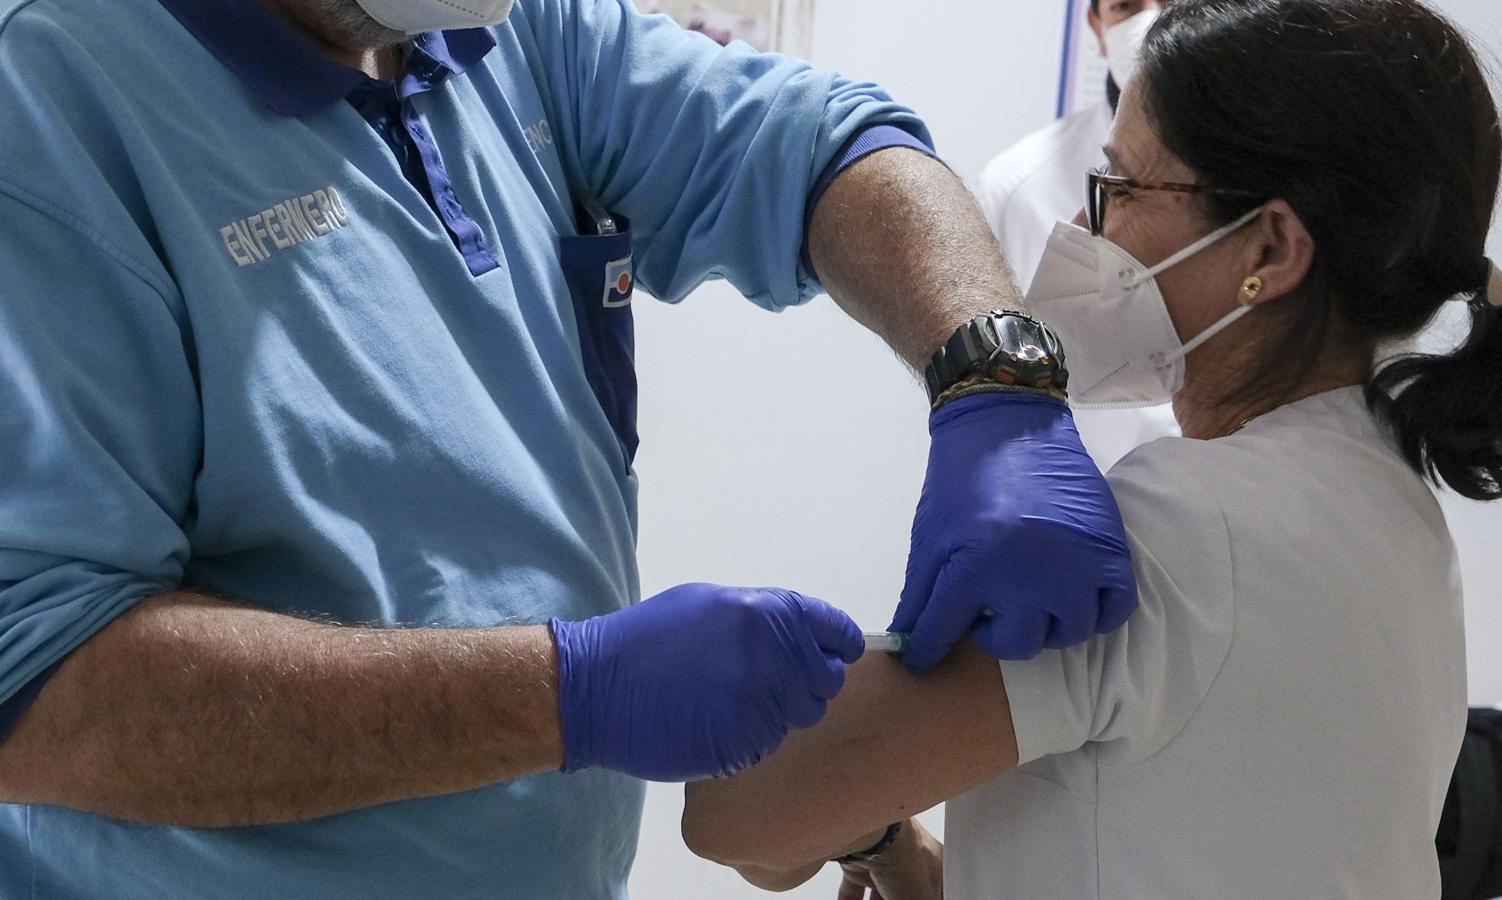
809, 148, 1024, 370
0, 593, 563, 827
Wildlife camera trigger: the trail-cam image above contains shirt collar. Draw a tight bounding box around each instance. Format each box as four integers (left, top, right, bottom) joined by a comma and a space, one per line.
399, 30, 496, 99
156, 0, 496, 117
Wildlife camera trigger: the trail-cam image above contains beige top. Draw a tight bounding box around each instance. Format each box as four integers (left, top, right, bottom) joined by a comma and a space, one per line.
947, 387, 1466, 899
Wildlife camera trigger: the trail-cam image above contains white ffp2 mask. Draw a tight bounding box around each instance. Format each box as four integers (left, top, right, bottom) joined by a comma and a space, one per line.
355, 0, 516, 34
1024, 207, 1265, 409
1103, 8, 1160, 90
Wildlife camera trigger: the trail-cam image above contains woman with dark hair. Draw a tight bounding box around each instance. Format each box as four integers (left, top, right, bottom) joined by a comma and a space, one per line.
681, 1, 1502, 897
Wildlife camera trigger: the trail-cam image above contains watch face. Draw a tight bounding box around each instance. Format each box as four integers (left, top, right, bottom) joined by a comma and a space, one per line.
993, 315, 1037, 352
927, 312, 1070, 403
1015, 343, 1047, 363
990, 315, 1065, 390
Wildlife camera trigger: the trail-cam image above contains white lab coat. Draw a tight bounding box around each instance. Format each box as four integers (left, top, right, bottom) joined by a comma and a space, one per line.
976, 102, 1179, 471
978, 102, 1113, 292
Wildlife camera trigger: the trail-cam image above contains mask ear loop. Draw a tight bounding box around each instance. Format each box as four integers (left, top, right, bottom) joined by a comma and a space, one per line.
1170, 301, 1257, 362
1123, 205, 1267, 289
1144, 285, 1261, 370
1126, 205, 1267, 370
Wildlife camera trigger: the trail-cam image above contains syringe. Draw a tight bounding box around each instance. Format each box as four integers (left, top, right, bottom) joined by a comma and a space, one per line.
863, 631, 911, 655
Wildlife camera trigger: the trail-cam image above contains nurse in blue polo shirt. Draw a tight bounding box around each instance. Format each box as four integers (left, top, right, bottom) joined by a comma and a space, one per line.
0, 0, 1136, 896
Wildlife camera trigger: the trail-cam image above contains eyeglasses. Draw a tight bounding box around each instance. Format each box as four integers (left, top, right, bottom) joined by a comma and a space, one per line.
1087, 167, 1264, 236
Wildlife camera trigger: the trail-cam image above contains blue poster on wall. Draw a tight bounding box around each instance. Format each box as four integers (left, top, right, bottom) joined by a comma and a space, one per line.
1057, 0, 1110, 118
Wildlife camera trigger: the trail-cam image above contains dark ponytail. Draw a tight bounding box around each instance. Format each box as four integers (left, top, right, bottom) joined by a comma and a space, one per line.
1369, 290, 1502, 501
1138, 0, 1502, 500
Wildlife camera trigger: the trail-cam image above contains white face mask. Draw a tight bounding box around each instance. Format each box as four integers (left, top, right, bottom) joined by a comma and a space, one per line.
355, 0, 515, 35
1102, 7, 1160, 90
1025, 206, 1265, 409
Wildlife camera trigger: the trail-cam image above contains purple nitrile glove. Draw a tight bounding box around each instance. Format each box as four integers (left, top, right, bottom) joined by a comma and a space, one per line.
891, 392, 1137, 673
550, 583, 864, 782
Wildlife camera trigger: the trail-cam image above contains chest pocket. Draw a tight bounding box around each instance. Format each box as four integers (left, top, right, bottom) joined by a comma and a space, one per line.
559, 215, 637, 466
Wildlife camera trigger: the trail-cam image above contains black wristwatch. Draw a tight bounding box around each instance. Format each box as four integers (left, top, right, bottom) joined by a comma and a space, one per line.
923, 310, 1069, 406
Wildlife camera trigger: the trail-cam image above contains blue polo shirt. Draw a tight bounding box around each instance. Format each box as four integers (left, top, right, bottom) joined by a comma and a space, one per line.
0, 0, 930, 896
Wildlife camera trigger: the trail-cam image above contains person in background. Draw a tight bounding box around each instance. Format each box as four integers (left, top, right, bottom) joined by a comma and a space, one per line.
683, 1, 1502, 897
979, 0, 1159, 288
978, 0, 1177, 471
0, 0, 1136, 896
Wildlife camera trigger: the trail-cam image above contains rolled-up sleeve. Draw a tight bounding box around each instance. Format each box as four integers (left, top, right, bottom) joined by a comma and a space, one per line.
999, 442, 1236, 767
0, 184, 198, 731
520, 0, 931, 309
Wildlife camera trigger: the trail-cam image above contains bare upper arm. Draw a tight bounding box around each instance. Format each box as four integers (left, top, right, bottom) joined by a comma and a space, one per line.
681, 639, 1017, 871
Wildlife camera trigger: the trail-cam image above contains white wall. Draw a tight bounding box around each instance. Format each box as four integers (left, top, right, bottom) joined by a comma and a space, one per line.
627, 2, 1502, 897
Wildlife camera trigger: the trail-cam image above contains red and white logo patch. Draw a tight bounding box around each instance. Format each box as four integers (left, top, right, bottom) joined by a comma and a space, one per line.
603, 255, 634, 308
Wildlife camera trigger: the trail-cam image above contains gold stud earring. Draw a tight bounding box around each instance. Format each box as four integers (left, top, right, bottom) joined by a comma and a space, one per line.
1239, 275, 1264, 306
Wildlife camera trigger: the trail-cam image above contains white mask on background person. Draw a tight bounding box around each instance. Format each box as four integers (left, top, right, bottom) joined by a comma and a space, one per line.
1103, 8, 1161, 90
1025, 206, 1265, 409
354, 0, 515, 34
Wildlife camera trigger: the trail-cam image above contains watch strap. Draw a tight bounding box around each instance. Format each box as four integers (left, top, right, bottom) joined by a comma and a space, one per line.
924, 311, 1068, 405
932, 378, 1068, 412
834, 821, 904, 865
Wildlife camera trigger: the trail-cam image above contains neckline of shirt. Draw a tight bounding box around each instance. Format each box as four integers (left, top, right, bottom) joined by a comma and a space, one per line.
1234, 384, 1376, 441
153, 0, 496, 117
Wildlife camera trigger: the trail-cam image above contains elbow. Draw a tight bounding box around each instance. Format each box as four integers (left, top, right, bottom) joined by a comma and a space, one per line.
681, 785, 820, 872
680, 790, 741, 866
682, 820, 822, 892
